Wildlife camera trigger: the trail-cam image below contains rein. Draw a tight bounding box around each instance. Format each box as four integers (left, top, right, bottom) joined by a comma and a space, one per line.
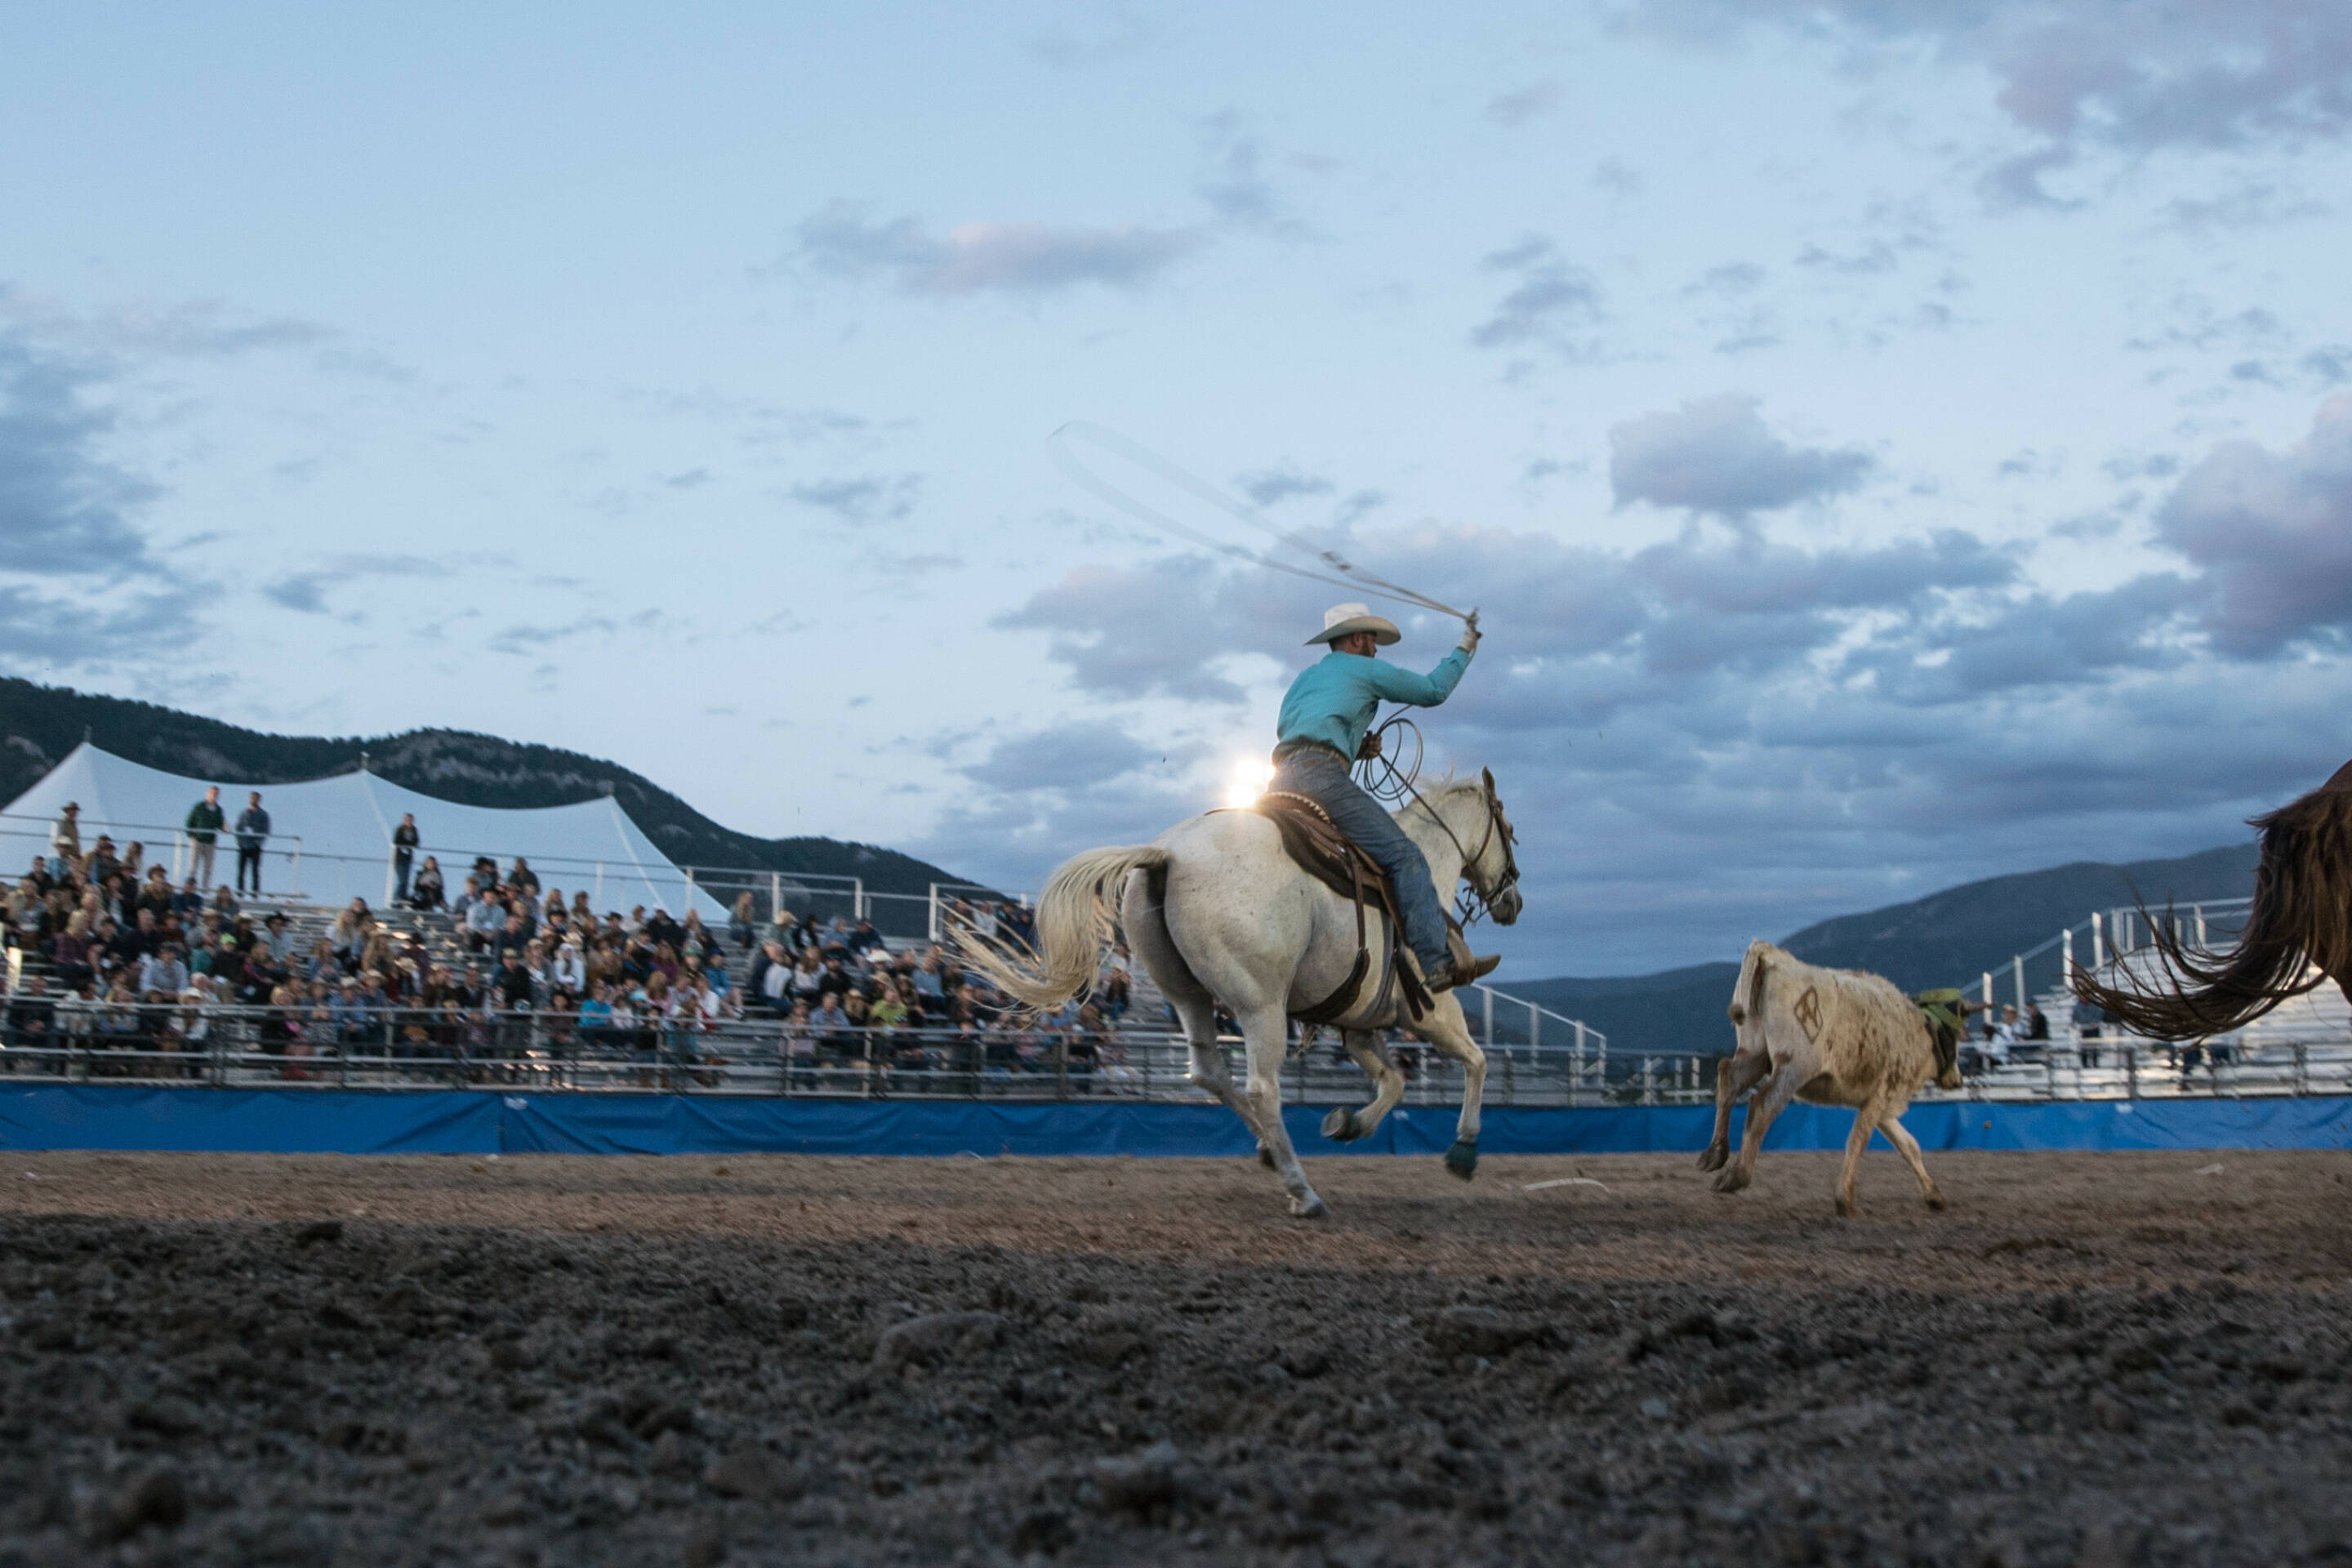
1396, 774, 1520, 929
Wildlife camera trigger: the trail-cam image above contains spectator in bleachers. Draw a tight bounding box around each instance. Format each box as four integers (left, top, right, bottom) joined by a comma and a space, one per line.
234, 792, 270, 894
185, 787, 224, 888
261, 911, 296, 965
138, 944, 189, 1001
730, 892, 756, 951
410, 856, 445, 911
327, 977, 372, 1046
86, 836, 119, 889
508, 858, 539, 898
49, 802, 81, 879
392, 813, 420, 902
463, 886, 505, 953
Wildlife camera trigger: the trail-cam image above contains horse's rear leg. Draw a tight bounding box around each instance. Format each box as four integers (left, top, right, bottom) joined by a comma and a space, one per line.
1125, 871, 1256, 1132
1237, 1004, 1324, 1218
1414, 994, 1486, 1180
1699, 1049, 1770, 1172
1322, 1029, 1404, 1143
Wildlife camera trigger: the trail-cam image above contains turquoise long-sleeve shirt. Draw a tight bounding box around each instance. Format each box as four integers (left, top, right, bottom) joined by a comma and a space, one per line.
1275, 646, 1472, 760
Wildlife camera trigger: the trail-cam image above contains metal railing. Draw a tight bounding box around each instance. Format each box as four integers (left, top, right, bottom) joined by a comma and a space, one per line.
0, 998, 1609, 1105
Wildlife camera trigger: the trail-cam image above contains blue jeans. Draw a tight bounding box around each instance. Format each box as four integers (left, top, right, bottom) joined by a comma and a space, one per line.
1271, 746, 1450, 975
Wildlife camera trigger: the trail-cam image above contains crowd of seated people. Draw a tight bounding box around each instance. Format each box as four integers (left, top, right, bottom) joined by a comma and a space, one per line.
731, 900, 1138, 1093
3, 849, 1145, 1093
3, 836, 309, 1071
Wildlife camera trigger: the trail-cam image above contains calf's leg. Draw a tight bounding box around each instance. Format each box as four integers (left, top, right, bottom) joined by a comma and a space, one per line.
1715, 1057, 1804, 1195
1699, 1048, 1770, 1172
1835, 1101, 1881, 1218
1878, 1106, 1946, 1209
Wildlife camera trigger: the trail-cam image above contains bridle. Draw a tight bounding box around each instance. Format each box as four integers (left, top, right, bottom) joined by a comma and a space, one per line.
1398, 772, 1520, 929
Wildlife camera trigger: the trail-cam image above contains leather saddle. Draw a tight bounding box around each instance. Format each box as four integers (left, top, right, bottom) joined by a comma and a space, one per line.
1247, 790, 1438, 1025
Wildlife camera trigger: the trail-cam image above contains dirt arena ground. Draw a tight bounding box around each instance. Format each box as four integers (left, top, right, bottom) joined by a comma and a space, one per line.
1, 1147, 2348, 1566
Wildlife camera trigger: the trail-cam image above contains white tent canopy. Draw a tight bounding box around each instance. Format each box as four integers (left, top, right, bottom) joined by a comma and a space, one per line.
2, 742, 726, 918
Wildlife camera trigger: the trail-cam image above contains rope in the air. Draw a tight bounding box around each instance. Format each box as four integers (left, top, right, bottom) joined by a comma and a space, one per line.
1045, 421, 1477, 624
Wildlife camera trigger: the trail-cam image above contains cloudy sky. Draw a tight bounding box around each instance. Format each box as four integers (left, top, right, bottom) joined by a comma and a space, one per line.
6, 2, 2351, 976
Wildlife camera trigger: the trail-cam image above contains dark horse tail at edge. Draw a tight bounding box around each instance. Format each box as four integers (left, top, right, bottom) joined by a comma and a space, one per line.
2074, 760, 2352, 1040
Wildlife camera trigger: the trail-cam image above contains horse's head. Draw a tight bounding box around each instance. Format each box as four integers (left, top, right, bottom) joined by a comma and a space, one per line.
1468, 767, 1522, 926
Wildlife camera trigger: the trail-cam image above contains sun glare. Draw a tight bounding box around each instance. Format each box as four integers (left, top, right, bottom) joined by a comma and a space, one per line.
1223, 755, 1274, 809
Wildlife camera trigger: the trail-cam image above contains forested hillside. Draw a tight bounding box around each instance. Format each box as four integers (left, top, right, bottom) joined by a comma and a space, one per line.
0, 679, 964, 895
1512, 841, 2262, 1055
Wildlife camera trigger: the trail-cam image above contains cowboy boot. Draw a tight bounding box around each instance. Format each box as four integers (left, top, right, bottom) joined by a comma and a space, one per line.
1425, 931, 1501, 994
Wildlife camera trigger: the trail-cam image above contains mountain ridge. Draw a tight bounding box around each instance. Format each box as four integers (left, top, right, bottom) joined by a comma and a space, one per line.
1504, 841, 2262, 1055
0, 678, 965, 897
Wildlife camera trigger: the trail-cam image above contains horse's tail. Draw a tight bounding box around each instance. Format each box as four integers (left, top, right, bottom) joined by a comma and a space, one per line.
2074, 783, 2352, 1039
952, 844, 1173, 1012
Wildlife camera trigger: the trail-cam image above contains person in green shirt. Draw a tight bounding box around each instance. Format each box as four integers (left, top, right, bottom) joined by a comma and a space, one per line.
184, 786, 225, 889
1271, 602, 1494, 992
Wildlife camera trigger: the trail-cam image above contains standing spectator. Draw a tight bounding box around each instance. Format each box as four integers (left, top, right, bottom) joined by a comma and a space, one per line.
508, 857, 540, 898
184, 786, 225, 889
391, 813, 421, 902
730, 891, 756, 951
49, 802, 81, 879
234, 792, 270, 894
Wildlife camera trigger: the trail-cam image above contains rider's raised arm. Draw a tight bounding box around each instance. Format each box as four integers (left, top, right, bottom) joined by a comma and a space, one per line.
1365, 641, 1472, 708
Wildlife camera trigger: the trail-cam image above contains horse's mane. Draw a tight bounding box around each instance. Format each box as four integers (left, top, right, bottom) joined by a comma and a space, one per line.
1396, 772, 1480, 822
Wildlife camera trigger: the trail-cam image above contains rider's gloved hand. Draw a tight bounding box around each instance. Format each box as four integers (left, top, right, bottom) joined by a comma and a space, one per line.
1356, 731, 1383, 761
1457, 614, 1481, 654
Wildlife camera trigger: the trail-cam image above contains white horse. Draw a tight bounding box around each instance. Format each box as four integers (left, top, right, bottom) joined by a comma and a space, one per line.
958, 771, 1522, 1218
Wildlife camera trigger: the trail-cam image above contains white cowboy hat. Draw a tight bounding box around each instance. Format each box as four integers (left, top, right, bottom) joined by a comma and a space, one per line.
1306, 602, 1401, 647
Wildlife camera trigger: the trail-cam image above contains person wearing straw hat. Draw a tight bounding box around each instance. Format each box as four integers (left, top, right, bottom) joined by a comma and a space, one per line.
1271, 603, 1494, 992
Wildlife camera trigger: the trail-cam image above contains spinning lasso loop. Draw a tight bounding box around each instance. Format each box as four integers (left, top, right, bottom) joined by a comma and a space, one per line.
1045, 421, 1477, 624
1352, 710, 1424, 804
1357, 710, 1512, 930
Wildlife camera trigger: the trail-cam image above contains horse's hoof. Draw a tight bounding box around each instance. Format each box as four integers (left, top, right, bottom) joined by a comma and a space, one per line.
1321, 1107, 1360, 1143
1695, 1145, 1726, 1173
1257, 1145, 1276, 1170
1712, 1168, 1748, 1195
1290, 1194, 1328, 1220
1835, 1198, 1855, 1218
1925, 1192, 1948, 1211
1443, 1140, 1478, 1181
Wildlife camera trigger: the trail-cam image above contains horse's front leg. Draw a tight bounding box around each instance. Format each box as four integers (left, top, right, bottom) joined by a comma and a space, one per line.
1322, 1028, 1405, 1143
1236, 1004, 1324, 1218
1416, 995, 1486, 1180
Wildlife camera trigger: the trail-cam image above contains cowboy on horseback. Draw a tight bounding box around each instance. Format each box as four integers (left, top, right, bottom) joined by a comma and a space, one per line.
1272, 602, 1499, 993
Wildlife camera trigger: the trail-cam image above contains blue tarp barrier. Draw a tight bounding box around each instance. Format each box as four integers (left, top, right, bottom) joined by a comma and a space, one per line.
0, 1085, 500, 1154
0, 1086, 2345, 1156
